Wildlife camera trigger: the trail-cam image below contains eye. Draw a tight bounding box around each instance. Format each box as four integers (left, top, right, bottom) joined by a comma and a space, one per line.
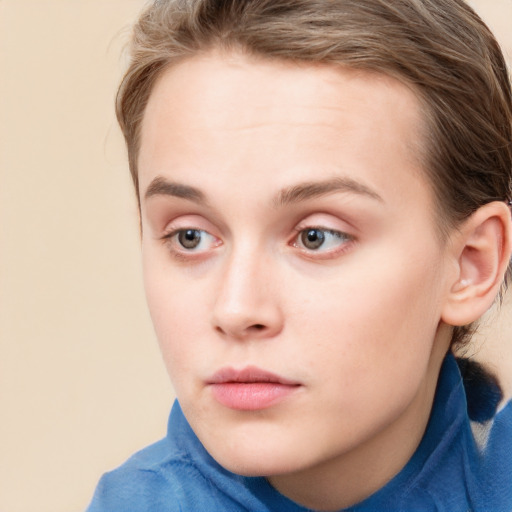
294, 227, 352, 252
163, 228, 220, 254
178, 229, 203, 249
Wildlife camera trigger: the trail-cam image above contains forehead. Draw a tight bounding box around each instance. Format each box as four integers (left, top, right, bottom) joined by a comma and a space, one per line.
138, 51, 431, 214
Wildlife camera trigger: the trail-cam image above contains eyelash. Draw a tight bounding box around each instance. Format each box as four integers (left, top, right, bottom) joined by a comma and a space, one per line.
291, 227, 354, 257
160, 228, 221, 260
161, 225, 354, 261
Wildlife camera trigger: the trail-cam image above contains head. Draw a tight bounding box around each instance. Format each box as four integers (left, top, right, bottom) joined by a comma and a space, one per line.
118, 0, 512, 348
116, 0, 512, 508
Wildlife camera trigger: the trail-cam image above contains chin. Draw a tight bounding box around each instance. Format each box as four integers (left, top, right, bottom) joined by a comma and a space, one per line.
184, 401, 319, 477
203, 435, 309, 477
217, 454, 301, 478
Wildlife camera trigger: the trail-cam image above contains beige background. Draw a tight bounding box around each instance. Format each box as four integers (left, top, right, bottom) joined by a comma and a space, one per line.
0, 1, 511, 511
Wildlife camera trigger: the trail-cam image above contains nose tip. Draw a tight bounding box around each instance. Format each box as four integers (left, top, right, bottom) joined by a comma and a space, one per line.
211, 267, 284, 340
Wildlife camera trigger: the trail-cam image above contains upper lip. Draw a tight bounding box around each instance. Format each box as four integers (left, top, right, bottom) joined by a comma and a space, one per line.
207, 366, 300, 386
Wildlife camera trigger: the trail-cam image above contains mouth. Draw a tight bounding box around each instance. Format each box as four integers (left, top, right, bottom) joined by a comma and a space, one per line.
206, 366, 302, 411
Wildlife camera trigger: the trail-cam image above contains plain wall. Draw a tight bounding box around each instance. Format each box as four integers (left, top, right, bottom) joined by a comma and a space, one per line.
0, 1, 511, 511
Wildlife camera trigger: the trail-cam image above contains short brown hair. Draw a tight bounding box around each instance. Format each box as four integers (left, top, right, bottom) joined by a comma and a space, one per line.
116, 0, 512, 346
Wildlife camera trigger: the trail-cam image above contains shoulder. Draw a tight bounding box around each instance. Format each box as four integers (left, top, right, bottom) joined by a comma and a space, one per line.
391, 357, 512, 511
454, 359, 512, 508
405, 406, 512, 512
86, 437, 220, 512
85, 439, 181, 511
85, 398, 258, 512
467, 399, 512, 511
438, 358, 512, 510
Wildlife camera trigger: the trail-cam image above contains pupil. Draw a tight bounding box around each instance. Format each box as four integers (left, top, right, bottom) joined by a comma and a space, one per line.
179, 229, 201, 249
302, 229, 325, 249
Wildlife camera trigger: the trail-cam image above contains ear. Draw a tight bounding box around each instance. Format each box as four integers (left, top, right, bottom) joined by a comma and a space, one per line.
441, 201, 512, 327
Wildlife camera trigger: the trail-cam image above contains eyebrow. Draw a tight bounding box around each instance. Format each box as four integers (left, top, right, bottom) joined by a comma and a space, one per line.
144, 176, 206, 203
272, 176, 383, 208
143, 175, 383, 207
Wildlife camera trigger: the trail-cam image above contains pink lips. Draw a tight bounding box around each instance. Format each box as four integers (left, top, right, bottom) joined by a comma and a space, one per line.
207, 366, 301, 411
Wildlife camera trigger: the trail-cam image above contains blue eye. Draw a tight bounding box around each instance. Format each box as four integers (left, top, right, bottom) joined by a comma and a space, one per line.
297, 228, 350, 251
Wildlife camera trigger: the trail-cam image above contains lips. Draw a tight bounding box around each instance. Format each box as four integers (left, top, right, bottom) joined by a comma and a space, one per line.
207, 366, 301, 411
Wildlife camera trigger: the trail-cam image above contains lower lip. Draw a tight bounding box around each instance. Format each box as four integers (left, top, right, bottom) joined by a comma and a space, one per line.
209, 382, 300, 410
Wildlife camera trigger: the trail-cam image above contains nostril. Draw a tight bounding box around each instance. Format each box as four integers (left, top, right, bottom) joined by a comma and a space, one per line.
214, 324, 265, 336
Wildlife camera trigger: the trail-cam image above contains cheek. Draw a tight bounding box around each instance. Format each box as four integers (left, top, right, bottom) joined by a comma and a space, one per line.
142, 257, 208, 375
288, 247, 446, 384
285, 265, 444, 446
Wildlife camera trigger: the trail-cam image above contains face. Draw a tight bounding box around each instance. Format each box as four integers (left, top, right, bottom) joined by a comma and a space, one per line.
138, 52, 454, 487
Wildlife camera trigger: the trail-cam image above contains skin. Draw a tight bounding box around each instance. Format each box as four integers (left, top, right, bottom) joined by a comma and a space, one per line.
137, 51, 462, 510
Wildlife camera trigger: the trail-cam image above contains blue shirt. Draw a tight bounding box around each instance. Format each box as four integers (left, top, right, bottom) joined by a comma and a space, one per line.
87, 354, 512, 511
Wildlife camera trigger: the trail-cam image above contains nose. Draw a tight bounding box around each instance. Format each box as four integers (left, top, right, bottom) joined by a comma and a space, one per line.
211, 247, 284, 340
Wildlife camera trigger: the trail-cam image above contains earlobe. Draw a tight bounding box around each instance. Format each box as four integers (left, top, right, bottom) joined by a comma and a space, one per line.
441, 201, 512, 327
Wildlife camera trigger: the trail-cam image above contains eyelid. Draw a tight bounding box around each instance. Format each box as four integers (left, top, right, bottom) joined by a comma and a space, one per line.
161, 227, 219, 244
161, 230, 221, 265
293, 226, 352, 246
160, 226, 201, 240
158, 212, 222, 241
159, 217, 223, 262
290, 213, 356, 258
291, 230, 355, 261
148, 204, 228, 241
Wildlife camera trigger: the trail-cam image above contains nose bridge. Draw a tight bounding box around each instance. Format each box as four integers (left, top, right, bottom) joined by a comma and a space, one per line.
212, 238, 282, 339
